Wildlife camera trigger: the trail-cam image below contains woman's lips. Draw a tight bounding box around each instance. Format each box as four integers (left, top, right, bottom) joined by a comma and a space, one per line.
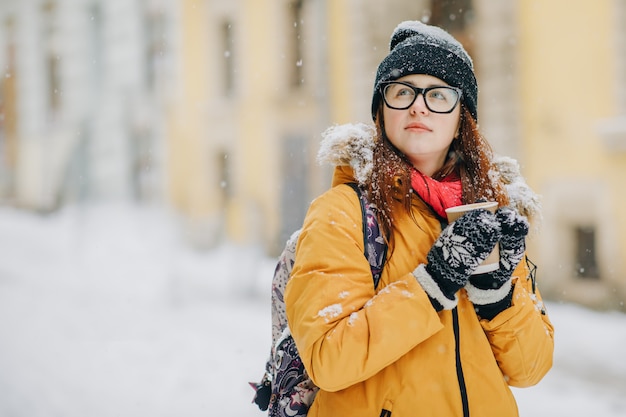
405, 122, 431, 131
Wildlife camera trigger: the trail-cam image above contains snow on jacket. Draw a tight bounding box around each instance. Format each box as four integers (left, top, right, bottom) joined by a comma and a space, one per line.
284, 123, 554, 417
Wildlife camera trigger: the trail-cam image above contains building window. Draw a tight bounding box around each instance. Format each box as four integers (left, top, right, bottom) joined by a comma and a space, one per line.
429, 0, 474, 55
144, 9, 166, 92
1, 17, 18, 168
279, 135, 309, 249
221, 20, 235, 95
88, 4, 103, 97
0, 17, 18, 197
430, 0, 473, 31
217, 150, 231, 199
42, 1, 61, 119
129, 127, 154, 202
46, 55, 60, 111
287, 0, 304, 88
574, 225, 600, 279
617, 1, 626, 112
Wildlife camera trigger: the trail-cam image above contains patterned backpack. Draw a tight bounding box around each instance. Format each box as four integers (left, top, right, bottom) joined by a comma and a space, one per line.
250, 183, 387, 417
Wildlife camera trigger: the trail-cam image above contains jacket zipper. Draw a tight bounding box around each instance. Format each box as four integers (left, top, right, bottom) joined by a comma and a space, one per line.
452, 307, 470, 417
379, 409, 392, 417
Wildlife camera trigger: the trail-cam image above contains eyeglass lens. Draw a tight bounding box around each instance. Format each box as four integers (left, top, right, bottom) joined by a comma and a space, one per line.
383, 83, 460, 113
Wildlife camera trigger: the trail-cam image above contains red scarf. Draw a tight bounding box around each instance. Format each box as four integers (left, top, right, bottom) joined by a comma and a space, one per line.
410, 169, 463, 219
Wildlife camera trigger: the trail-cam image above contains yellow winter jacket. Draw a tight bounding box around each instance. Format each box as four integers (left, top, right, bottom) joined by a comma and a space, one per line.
285, 165, 554, 417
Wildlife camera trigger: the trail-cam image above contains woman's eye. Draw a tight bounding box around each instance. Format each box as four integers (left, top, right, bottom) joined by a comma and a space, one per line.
428, 90, 446, 100
396, 87, 413, 97
428, 89, 450, 101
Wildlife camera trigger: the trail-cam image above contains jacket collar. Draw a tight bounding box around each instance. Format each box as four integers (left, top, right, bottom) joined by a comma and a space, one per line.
318, 123, 541, 221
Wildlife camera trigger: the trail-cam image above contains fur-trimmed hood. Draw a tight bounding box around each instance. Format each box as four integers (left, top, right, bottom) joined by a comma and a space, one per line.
317, 123, 541, 221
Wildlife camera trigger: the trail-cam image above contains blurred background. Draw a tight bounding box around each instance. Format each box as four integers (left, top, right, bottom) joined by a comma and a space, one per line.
1, 0, 625, 310
1, 0, 626, 416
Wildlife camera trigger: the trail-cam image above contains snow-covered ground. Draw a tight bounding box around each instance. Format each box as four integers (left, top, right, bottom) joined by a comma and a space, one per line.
0, 204, 624, 417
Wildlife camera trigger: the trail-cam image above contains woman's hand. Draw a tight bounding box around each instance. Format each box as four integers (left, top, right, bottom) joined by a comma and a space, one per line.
414, 208, 501, 311
466, 207, 529, 319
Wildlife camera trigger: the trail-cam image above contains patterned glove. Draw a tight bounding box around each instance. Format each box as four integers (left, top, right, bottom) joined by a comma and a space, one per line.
466, 207, 529, 319
414, 209, 501, 311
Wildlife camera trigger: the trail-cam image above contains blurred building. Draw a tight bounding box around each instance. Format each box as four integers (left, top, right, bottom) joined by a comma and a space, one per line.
517, 0, 626, 310
169, 0, 485, 252
167, 0, 334, 250
0, 0, 173, 210
0, 0, 624, 309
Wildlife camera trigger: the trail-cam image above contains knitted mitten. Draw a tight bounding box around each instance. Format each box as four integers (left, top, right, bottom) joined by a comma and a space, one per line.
414, 209, 501, 311
466, 207, 529, 319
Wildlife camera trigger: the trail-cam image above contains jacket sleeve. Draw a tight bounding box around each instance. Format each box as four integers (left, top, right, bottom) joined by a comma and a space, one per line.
284, 185, 444, 392
479, 257, 555, 387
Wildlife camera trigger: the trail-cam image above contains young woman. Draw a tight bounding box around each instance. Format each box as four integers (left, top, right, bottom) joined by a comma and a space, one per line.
284, 21, 554, 417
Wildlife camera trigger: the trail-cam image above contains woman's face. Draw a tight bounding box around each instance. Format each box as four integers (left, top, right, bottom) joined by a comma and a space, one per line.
382, 74, 461, 176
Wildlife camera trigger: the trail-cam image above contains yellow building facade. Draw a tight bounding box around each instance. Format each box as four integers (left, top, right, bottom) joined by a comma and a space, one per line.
518, 0, 626, 309
168, 0, 334, 252
167, 0, 435, 253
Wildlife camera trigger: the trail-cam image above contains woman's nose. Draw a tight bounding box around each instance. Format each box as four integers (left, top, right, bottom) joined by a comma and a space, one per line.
410, 93, 429, 114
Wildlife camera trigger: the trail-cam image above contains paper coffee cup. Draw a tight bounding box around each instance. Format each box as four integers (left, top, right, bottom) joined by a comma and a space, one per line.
444, 202, 499, 274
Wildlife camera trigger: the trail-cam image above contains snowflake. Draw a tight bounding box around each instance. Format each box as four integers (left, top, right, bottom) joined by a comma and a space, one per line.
436, 232, 475, 268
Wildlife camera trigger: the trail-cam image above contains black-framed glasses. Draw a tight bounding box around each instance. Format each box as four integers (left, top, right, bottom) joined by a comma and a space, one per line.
380, 81, 462, 114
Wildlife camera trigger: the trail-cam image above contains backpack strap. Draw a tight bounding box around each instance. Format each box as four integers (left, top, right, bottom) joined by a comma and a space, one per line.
346, 183, 387, 289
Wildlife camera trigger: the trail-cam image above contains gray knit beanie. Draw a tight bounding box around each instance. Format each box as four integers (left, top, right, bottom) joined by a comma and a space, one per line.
371, 21, 478, 121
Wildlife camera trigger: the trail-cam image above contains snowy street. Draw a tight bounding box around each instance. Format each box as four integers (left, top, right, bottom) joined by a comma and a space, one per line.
0, 204, 625, 417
